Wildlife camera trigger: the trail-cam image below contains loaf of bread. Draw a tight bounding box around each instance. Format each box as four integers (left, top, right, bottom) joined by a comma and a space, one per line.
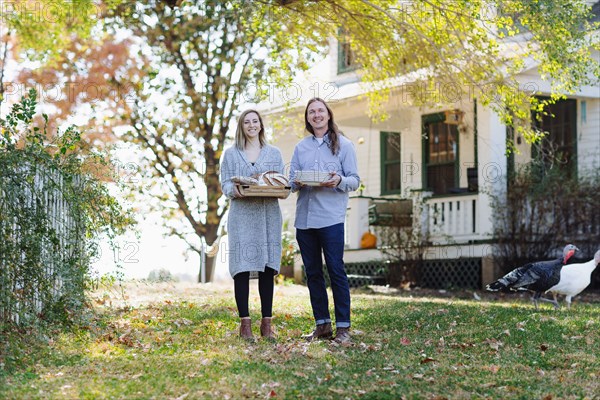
231, 176, 259, 185
260, 171, 289, 187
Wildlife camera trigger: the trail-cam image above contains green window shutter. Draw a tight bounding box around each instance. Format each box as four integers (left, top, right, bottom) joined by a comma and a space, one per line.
380, 131, 402, 195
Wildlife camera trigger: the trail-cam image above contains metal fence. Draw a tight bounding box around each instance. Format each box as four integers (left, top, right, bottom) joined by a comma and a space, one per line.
0, 163, 84, 325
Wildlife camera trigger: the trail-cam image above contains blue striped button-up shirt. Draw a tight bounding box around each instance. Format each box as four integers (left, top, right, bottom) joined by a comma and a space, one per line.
290, 132, 360, 229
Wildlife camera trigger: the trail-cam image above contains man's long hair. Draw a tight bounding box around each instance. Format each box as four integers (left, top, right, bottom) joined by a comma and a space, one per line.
304, 98, 343, 155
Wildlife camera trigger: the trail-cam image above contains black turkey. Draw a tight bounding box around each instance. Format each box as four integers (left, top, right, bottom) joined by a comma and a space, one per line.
486, 244, 579, 309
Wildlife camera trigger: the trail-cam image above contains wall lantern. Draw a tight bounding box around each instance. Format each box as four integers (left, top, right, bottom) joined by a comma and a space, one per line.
444, 109, 464, 125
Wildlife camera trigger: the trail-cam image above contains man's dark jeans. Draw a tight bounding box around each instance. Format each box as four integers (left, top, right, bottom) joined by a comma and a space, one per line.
296, 223, 351, 328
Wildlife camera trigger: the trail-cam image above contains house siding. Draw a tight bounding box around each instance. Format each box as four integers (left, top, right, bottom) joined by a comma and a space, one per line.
578, 98, 600, 174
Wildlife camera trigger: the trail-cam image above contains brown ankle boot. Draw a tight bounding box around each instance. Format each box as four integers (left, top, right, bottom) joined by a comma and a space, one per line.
302, 322, 333, 341
239, 318, 253, 340
333, 327, 351, 344
260, 317, 275, 340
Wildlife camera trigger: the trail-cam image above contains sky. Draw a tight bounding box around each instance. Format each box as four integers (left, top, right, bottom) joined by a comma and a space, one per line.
90, 212, 230, 283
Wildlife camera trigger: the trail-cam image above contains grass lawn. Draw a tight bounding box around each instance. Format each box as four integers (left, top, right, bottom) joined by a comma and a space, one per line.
1, 281, 599, 399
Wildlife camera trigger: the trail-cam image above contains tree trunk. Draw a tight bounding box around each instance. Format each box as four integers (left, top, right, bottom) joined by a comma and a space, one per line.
200, 254, 217, 283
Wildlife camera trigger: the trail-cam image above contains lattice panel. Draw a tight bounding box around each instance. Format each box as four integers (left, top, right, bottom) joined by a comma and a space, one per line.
419, 258, 481, 289
301, 262, 389, 288
346, 262, 389, 277
301, 259, 482, 289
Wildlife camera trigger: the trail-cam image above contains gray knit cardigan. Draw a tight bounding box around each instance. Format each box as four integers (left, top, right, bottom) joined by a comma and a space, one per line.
219, 144, 284, 277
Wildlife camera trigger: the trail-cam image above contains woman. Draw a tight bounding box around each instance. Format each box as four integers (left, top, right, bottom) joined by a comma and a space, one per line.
220, 109, 284, 341
290, 98, 360, 344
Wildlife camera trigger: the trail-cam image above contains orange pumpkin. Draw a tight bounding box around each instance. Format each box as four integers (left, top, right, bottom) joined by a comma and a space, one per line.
360, 231, 377, 249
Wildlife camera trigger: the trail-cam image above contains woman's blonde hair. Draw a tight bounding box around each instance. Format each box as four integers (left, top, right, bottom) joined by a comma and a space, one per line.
235, 109, 266, 150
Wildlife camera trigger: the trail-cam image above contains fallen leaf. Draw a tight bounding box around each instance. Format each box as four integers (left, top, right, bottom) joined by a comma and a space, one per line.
540, 344, 549, 351
400, 337, 411, 346
421, 357, 437, 364
484, 338, 503, 351
585, 320, 594, 328
173, 318, 193, 328
485, 365, 500, 374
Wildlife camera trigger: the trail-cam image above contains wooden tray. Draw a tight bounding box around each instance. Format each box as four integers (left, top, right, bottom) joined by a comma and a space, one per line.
238, 185, 291, 199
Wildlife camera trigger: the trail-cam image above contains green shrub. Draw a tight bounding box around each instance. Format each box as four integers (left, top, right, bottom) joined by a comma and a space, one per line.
492, 162, 600, 273
0, 89, 132, 328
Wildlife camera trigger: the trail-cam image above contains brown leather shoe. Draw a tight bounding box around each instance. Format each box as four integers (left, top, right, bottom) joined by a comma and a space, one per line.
334, 327, 351, 344
260, 317, 276, 341
239, 318, 253, 340
302, 322, 333, 341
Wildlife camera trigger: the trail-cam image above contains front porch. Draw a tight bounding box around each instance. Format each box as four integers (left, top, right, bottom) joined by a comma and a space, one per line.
331, 193, 498, 289
346, 192, 492, 251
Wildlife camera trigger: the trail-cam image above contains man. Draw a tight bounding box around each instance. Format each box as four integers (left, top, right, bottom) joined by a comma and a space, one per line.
290, 97, 360, 343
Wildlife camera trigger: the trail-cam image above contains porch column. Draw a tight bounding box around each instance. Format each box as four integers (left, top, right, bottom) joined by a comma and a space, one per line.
476, 103, 507, 240
346, 196, 371, 249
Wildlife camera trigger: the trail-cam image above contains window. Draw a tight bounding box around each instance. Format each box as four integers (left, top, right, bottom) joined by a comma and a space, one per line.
380, 131, 401, 195
532, 98, 577, 175
337, 34, 359, 74
423, 113, 459, 195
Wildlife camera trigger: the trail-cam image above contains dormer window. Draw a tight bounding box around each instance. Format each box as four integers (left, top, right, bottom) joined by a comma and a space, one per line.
337, 32, 359, 74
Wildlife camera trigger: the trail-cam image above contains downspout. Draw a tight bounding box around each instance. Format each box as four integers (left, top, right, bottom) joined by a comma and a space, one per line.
474, 98, 478, 168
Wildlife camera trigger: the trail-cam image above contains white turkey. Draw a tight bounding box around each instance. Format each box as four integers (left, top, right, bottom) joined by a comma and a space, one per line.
485, 244, 579, 309
545, 250, 600, 309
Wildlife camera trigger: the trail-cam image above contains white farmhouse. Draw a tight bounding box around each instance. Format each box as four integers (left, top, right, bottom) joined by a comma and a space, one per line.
259, 4, 600, 289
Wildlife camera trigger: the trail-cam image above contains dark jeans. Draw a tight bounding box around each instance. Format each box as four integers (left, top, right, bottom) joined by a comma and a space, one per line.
296, 223, 350, 328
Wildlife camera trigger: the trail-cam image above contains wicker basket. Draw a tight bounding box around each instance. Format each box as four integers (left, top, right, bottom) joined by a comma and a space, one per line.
237, 185, 291, 199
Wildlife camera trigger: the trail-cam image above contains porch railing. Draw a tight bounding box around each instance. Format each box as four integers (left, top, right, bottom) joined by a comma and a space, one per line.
424, 194, 480, 243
